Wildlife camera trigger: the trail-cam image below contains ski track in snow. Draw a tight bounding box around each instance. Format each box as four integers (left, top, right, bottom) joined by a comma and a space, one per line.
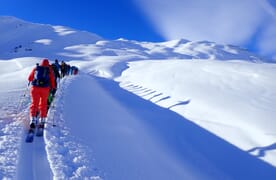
13, 87, 53, 180
9, 76, 103, 180
0, 76, 102, 179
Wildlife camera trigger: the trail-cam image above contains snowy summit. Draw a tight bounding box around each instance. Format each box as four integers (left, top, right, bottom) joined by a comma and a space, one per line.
0, 16, 276, 180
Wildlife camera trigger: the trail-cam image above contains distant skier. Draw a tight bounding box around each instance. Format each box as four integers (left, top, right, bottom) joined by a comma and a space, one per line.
66, 64, 71, 76
51, 61, 61, 95
70, 66, 79, 75
60, 61, 67, 78
54, 59, 60, 71
28, 59, 56, 128
47, 61, 60, 109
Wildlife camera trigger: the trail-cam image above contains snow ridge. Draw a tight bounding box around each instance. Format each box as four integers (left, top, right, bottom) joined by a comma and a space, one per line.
45, 77, 102, 180
0, 16, 267, 62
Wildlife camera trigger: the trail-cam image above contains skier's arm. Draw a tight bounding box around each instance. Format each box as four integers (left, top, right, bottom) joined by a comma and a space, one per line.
28, 68, 35, 82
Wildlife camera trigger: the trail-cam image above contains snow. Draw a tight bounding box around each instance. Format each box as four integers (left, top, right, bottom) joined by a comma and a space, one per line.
116, 60, 276, 161
1, 16, 276, 179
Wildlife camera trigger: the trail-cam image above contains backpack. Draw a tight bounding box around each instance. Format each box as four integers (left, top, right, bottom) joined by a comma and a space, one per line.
32, 66, 50, 87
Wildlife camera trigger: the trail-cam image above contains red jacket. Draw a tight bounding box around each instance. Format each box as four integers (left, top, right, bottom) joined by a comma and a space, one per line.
28, 59, 56, 89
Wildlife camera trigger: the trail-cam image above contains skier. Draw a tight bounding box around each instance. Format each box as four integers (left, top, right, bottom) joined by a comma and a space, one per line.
28, 59, 56, 128
50, 61, 60, 95
66, 63, 71, 76
54, 59, 60, 71
71, 66, 79, 75
47, 62, 60, 110
60, 61, 67, 78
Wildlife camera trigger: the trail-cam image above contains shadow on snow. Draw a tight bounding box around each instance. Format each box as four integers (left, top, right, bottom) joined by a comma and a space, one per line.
94, 76, 276, 179
248, 143, 276, 158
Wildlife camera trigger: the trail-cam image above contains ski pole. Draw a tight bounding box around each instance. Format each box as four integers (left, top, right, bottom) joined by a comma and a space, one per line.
57, 77, 61, 89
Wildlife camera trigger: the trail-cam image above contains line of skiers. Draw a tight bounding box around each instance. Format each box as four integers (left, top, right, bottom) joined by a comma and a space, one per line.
60, 60, 79, 78
27, 58, 79, 128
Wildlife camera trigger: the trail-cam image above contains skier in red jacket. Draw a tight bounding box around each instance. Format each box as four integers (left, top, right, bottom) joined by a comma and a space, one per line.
28, 59, 56, 128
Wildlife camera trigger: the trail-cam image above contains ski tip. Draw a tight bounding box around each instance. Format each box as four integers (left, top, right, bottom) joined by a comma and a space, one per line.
25, 137, 34, 143
25, 129, 35, 143
36, 131, 44, 137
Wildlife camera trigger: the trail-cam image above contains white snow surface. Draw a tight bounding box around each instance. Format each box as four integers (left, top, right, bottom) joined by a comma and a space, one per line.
0, 16, 276, 179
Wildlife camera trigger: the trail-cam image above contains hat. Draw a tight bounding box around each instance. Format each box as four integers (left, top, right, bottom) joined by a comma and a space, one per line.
41, 58, 49, 66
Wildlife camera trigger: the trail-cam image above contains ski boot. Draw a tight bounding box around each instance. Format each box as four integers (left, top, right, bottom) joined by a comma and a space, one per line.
29, 116, 37, 129
39, 117, 46, 128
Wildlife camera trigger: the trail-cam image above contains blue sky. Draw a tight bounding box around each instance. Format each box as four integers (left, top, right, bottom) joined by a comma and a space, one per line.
0, 0, 164, 42
1, 0, 276, 60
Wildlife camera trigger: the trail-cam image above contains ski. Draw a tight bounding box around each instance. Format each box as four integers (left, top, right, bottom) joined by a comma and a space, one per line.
26, 115, 46, 142
25, 128, 35, 143
36, 123, 44, 137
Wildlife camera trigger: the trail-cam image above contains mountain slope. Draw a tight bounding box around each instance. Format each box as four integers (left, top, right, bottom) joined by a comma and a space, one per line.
0, 16, 264, 62
0, 16, 102, 60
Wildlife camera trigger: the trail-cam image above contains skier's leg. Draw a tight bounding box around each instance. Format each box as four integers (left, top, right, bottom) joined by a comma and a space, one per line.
30, 87, 39, 118
39, 88, 50, 119
29, 87, 40, 127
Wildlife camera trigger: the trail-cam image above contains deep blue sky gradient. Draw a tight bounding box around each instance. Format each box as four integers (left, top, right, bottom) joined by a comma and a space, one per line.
0, 0, 164, 41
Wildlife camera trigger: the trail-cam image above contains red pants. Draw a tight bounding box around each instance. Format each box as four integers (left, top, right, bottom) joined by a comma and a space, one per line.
30, 86, 50, 118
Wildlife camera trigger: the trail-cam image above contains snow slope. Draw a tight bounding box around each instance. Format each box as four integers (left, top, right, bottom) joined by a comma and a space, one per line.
0, 16, 102, 60
0, 16, 267, 63
116, 59, 276, 165
0, 16, 276, 179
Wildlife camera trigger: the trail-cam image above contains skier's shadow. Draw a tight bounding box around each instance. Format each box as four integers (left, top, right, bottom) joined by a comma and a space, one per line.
247, 142, 276, 157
